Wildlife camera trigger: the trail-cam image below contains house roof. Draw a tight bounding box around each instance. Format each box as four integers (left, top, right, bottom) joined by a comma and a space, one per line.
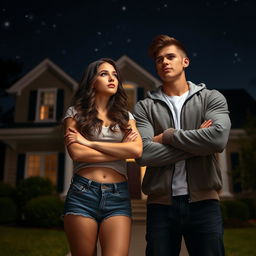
219, 89, 256, 129
6, 58, 78, 96
117, 55, 160, 87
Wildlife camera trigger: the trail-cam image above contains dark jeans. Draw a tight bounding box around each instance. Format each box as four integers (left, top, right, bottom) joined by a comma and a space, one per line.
146, 196, 225, 256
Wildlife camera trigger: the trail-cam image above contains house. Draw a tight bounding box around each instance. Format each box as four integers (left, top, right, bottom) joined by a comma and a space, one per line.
0, 56, 255, 199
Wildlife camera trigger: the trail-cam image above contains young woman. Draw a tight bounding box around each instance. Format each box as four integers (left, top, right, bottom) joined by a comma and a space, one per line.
63, 58, 143, 256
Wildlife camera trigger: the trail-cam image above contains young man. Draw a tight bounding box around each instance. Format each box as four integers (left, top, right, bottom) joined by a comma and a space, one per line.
134, 35, 231, 256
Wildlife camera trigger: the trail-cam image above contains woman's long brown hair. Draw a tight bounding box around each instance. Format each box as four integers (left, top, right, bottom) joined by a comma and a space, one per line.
72, 58, 131, 138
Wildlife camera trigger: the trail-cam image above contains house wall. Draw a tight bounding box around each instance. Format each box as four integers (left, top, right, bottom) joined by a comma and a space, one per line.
120, 66, 158, 93
4, 146, 17, 186
15, 69, 74, 123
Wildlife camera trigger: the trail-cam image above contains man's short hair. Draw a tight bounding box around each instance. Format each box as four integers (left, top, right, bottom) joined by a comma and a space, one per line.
148, 35, 188, 59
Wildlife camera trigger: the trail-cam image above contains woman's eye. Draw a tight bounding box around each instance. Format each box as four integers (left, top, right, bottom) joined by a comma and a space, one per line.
100, 72, 107, 76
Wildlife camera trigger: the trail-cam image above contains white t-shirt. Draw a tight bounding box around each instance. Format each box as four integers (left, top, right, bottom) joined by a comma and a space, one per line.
162, 90, 189, 196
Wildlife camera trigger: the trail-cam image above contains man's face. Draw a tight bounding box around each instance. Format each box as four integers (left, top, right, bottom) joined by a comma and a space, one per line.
155, 45, 189, 82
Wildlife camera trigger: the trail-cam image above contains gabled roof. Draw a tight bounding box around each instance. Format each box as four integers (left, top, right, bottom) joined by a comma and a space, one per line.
117, 55, 160, 87
7, 58, 78, 96
219, 89, 256, 128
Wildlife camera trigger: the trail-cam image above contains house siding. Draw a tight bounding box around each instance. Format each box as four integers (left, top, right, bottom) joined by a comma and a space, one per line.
15, 69, 74, 123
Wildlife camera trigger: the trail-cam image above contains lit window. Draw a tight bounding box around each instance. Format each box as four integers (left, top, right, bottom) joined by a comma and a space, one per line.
123, 84, 136, 112
26, 153, 58, 186
37, 89, 56, 121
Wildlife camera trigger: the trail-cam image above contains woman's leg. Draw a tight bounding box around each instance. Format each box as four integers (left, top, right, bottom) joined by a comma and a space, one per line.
64, 215, 98, 256
99, 216, 132, 256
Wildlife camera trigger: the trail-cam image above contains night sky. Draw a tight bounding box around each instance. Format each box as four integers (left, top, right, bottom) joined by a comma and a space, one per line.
1, 0, 256, 104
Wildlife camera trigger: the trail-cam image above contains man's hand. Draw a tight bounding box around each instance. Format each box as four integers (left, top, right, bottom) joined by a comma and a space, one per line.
200, 120, 212, 128
153, 133, 163, 143
153, 120, 212, 144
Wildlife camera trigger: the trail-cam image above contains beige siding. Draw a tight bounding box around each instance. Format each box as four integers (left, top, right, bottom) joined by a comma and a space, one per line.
15, 69, 74, 123
4, 147, 17, 186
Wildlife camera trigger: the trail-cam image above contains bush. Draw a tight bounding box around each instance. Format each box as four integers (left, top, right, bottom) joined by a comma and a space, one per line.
16, 177, 54, 208
239, 198, 256, 219
222, 200, 250, 221
0, 182, 16, 199
23, 195, 64, 228
0, 197, 17, 224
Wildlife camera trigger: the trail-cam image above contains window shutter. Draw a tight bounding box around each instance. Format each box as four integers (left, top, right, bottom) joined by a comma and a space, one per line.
57, 152, 65, 193
137, 87, 144, 101
56, 89, 64, 121
16, 154, 25, 185
28, 90, 37, 121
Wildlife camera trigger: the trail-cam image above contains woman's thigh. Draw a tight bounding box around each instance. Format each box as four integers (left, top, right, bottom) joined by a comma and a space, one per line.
99, 216, 132, 256
64, 215, 98, 256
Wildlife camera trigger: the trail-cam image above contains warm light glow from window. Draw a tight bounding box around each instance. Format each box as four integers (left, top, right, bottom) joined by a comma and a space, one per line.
27, 155, 40, 177
39, 91, 55, 120
45, 154, 57, 185
123, 84, 136, 111
26, 153, 57, 185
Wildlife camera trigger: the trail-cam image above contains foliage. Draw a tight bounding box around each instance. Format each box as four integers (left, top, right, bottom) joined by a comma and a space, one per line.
237, 116, 256, 192
222, 200, 250, 221
16, 176, 54, 208
23, 195, 64, 228
0, 197, 17, 224
0, 58, 23, 91
0, 182, 16, 199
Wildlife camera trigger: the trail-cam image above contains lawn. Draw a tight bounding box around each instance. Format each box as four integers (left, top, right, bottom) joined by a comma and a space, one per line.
224, 228, 256, 256
0, 226, 69, 256
0, 225, 255, 256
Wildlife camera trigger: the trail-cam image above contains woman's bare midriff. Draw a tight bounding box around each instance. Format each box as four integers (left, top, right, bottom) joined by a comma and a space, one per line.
77, 167, 126, 183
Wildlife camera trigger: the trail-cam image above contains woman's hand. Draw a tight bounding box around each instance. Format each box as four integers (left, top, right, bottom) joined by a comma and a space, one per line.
64, 128, 91, 147
122, 130, 138, 142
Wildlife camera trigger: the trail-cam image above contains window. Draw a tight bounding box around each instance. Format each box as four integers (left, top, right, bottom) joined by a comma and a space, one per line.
36, 89, 57, 121
26, 153, 58, 186
123, 84, 136, 112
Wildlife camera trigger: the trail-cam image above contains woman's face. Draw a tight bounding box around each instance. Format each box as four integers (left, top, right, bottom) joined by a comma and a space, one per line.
93, 62, 119, 96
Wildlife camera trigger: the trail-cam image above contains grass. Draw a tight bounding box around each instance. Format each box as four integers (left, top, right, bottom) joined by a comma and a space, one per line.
224, 228, 256, 256
0, 225, 255, 255
0, 225, 69, 256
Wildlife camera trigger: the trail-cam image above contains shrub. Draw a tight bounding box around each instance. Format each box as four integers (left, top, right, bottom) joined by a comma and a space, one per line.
0, 182, 16, 199
222, 200, 250, 221
23, 195, 64, 228
239, 198, 256, 219
0, 197, 17, 224
16, 177, 54, 208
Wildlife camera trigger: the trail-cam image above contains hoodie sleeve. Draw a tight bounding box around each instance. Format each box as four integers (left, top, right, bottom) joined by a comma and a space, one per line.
162, 90, 231, 155
133, 100, 194, 167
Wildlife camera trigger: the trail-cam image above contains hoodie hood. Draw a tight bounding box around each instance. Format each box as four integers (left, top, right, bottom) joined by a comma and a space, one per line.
147, 81, 206, 101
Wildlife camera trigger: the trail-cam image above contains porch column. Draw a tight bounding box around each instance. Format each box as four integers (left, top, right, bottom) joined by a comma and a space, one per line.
218, 149, 233, 198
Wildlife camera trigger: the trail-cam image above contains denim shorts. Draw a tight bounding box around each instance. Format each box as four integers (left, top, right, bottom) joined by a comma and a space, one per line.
63, 174, 132, 223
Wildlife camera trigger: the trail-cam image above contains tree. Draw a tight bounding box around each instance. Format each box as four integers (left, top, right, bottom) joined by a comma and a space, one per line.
238, 115, 256, 193
0, 58, 23, 92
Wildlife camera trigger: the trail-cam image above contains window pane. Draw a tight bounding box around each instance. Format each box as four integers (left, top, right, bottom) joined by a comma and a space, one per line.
27, 155, 40, 177
44, 154, 57, 186
123, 84, 136, 112
39, 91, 55, 120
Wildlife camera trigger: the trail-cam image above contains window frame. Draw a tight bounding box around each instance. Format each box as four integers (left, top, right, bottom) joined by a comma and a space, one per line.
35, 88, 57, 122
25, 152, 58, 186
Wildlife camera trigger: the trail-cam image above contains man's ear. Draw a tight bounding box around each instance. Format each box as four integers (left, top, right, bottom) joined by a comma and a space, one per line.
183, 57, 190, 68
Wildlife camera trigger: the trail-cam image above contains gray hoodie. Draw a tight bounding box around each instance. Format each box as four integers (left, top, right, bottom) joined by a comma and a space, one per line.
134, 81, 231, 204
